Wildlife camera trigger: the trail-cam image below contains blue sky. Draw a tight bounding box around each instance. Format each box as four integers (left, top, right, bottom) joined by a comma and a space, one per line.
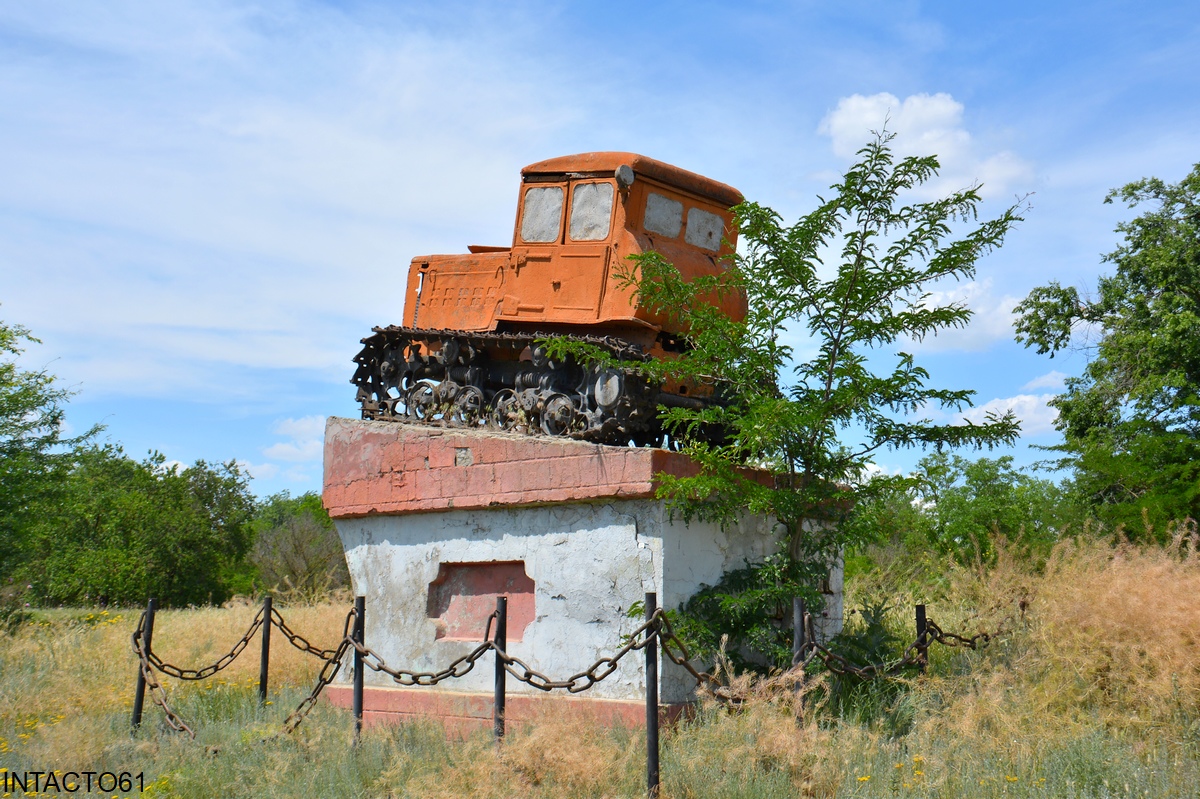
3, 1, 1198, 496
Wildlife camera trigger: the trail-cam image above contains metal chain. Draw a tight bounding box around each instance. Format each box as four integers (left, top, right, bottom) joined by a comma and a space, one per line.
802, 640, 923, 679
658, 610, 1012, 696
270, 607, 342, 660
131, 613, 195, 738
342, 609, 497, 687
794, 613, 1010, 680
281, 609, 357, 734
145, 608, 265, 680
131, 600, 1013, 738
656, 613, 743, 704
926, 618, 1007, 650
492, 611, 660, 693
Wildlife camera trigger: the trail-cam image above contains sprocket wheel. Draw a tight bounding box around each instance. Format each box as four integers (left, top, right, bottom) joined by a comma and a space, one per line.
408, 381, 436, 421
449, 386, 485, 426
490, 388, 522, 431
540, 393, 581, 437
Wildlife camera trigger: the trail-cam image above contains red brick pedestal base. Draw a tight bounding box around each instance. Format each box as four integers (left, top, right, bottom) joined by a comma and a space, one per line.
324, 685, 687, 736
320, 418, 780, 729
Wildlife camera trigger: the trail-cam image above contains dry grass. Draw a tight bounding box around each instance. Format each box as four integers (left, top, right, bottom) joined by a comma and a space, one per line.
0, 603, 346, 763
1034, 528, 1200, 728
895, 530, 1200, 751
664, 691, 840, 798
370, 707, 645, 798
2, 534, 1200, 797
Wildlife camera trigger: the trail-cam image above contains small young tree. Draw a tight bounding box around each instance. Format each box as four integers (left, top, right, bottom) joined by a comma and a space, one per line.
556, 132, 1024, 668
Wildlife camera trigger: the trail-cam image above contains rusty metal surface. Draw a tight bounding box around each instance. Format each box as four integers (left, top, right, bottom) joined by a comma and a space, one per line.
352, 326, 666, 446
492, 612, 660, 694
343, 607, 497, 688
352, 152, 748, 450
271, 607, 342, 660
520, 152, 744, 207
280, 609, 356, 735
789, 612, 1013, 681
131, 614, 196, 738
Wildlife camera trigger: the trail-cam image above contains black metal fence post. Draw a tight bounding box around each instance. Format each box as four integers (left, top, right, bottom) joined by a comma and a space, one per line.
915, 604, 928, 674
258, 595, 272, 705
353, 595, 365, 742
131, 597, 157, 732
645, 592, 660, 798
494, 595, 507, 743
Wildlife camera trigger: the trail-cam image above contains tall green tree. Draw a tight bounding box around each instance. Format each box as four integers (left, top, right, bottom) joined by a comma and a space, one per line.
1015, 163, 1200, 534
26, 446, 257, 607
560, 132, 1024, 667
0, 314, 97, 573
848, 452, 1081, 563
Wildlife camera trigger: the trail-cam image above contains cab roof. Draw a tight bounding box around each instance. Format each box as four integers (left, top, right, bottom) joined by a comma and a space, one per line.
521, 152, 743, 208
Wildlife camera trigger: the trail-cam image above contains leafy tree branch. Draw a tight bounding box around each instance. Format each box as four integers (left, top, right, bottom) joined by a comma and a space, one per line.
1014, 162, 1200, 531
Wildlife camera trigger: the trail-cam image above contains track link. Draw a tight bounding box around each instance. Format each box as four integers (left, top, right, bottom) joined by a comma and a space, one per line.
351, 327, 665, 445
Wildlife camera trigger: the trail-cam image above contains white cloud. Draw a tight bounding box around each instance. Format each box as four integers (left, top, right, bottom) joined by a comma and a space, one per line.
856, 461, 904, 485
238, 460, 279, 480
282, 466, 316, 485
818, 92, 1033, 198
3, 0, 1191, 501
152, 459, 188, 475
0, 2, 599, 404
903, 278, 1021, 352
960, 394, 1059, 437
238, 460, 310, 486
263, 439, 323, 462
1022, 371, 1068, 391
262, 415, 325, 463
272, 415, 327, 441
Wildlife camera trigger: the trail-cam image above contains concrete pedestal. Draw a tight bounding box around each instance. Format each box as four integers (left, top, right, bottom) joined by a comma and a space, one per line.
321, 417, 842, 730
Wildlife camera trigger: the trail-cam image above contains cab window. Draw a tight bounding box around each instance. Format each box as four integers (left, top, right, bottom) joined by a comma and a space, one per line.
569, 182, 614, 241
685, 207, 724, 252
521, 186, 564, 243
644, 192, 683, 238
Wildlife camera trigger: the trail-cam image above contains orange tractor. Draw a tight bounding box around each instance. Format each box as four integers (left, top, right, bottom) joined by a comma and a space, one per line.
352, 152, 745, 446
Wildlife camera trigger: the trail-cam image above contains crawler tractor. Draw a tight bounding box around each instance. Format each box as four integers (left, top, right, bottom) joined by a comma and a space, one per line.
352, 152, 746, 446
